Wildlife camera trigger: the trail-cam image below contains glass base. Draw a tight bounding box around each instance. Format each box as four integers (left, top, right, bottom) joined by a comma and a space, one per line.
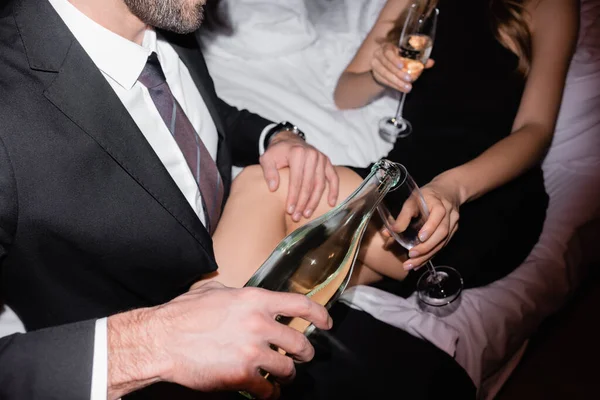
416, 266, 463, 307
378, 117, 412, 143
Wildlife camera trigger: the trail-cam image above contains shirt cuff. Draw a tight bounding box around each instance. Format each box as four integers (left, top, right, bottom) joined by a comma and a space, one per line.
259, 123, 277, 156
91, 318, 108, 400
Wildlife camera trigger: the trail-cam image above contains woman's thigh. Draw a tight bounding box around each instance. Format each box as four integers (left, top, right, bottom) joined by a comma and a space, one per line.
211, 165, 409, 288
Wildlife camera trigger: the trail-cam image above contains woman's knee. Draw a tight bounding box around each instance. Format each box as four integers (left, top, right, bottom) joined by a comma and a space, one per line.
230, 164, 363, 207
230, 165, 269, 195
230, 165, 291, 207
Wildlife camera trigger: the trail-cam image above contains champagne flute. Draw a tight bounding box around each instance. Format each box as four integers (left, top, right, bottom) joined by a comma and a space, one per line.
376, 165, 463, 306
378, 3, 439, 143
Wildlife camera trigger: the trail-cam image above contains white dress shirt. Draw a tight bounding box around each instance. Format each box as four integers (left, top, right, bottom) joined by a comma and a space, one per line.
46, 1, 273, 398
48, 0, 217, 226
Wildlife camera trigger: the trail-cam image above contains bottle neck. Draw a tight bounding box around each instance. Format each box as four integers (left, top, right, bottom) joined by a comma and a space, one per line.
342, 159, 404, 216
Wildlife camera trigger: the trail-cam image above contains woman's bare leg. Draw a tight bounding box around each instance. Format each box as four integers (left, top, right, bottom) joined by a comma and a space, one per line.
210, 165, 408, 288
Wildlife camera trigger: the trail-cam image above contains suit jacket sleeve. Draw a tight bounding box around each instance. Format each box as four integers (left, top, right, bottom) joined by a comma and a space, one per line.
216, 96, 273, 167
0, 135, 16, 284
0, 137, 94, 399
0, 320, 96, 399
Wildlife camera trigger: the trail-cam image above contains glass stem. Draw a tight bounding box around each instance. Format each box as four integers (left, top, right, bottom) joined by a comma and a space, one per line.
393, 92, 407, 121
425, 260, 437, 276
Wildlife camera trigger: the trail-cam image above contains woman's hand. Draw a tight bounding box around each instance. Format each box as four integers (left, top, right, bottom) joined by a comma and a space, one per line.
370, 42, 434, 93
399, 178, 463, 271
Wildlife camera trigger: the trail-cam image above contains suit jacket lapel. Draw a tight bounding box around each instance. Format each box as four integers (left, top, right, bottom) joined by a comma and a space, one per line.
46, 46, 214, 253
14, 0, 215, 256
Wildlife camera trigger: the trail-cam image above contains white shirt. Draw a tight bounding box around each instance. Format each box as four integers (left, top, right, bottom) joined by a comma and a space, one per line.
49, 0, 216, 226
46, 1, 274, 399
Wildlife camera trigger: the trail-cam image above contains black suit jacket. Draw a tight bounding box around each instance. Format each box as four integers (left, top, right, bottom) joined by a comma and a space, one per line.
0, 0, 272, 397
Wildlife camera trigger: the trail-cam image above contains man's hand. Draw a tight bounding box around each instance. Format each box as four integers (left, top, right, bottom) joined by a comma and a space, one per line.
107, 282, 332, 400
260, 132, 339, 222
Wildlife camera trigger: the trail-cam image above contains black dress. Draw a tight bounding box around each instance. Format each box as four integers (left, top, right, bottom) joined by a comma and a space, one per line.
352, 0, 549, 292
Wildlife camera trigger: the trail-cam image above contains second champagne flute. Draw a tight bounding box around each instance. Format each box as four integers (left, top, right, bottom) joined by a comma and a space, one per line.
379, 3, 439, 143
376, 164, 463, 307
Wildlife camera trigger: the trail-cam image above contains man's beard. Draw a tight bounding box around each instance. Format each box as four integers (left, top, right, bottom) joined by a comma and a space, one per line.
124, 0, 205, 34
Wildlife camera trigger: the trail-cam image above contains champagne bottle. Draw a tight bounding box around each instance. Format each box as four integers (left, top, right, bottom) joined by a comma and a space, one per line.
244, 159, 404, 334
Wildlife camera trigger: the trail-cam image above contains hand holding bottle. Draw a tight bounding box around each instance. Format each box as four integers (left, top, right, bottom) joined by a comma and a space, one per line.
107, 281, 332, 400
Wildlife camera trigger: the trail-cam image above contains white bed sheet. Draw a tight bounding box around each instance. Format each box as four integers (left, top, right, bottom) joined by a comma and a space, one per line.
200, 0, 600, 397
201, 0, 395, 168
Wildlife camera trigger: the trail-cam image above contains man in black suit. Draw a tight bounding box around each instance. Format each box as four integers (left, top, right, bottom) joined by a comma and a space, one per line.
0, 0, 477, 399
0, 0, 337, 398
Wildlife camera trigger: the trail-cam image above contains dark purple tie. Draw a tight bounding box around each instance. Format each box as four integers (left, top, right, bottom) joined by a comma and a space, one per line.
138, 53, 223, 234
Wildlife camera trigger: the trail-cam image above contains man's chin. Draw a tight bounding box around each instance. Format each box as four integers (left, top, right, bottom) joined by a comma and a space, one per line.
158, 23, 201, 34
125, 0, 205, 35
161, 5, 204, 34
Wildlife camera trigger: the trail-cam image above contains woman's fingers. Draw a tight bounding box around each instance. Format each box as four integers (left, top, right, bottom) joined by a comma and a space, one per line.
406, 218, 458, 270
417, 201, 445, 242
393, 197, 420, 233
403, 238, 446, 270
370, 44, 434, 92
380, 46, 414, 83
403, 204, 460, 270
371, 44, 413, 92
371, 58, 412, 93
407, 219, 447, 258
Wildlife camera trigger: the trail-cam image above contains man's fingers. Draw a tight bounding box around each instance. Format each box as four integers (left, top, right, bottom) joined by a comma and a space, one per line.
303, 155, 327, 218
243, 372, 279, 400
267, 292, 332, 331
258, 347, 298, 383
285, 150, 305, 215
325, 161, 339, 207
267, 323, 314, 363
291, 150, 318, 221
260, 156, 281, 192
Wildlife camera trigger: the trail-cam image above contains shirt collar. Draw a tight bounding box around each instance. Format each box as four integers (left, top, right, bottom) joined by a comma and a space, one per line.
48, 0, 158, 90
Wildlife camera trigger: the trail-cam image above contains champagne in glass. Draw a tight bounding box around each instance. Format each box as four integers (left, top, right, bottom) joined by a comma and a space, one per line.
400, 34, 433, 71
379, 4, 439, 143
